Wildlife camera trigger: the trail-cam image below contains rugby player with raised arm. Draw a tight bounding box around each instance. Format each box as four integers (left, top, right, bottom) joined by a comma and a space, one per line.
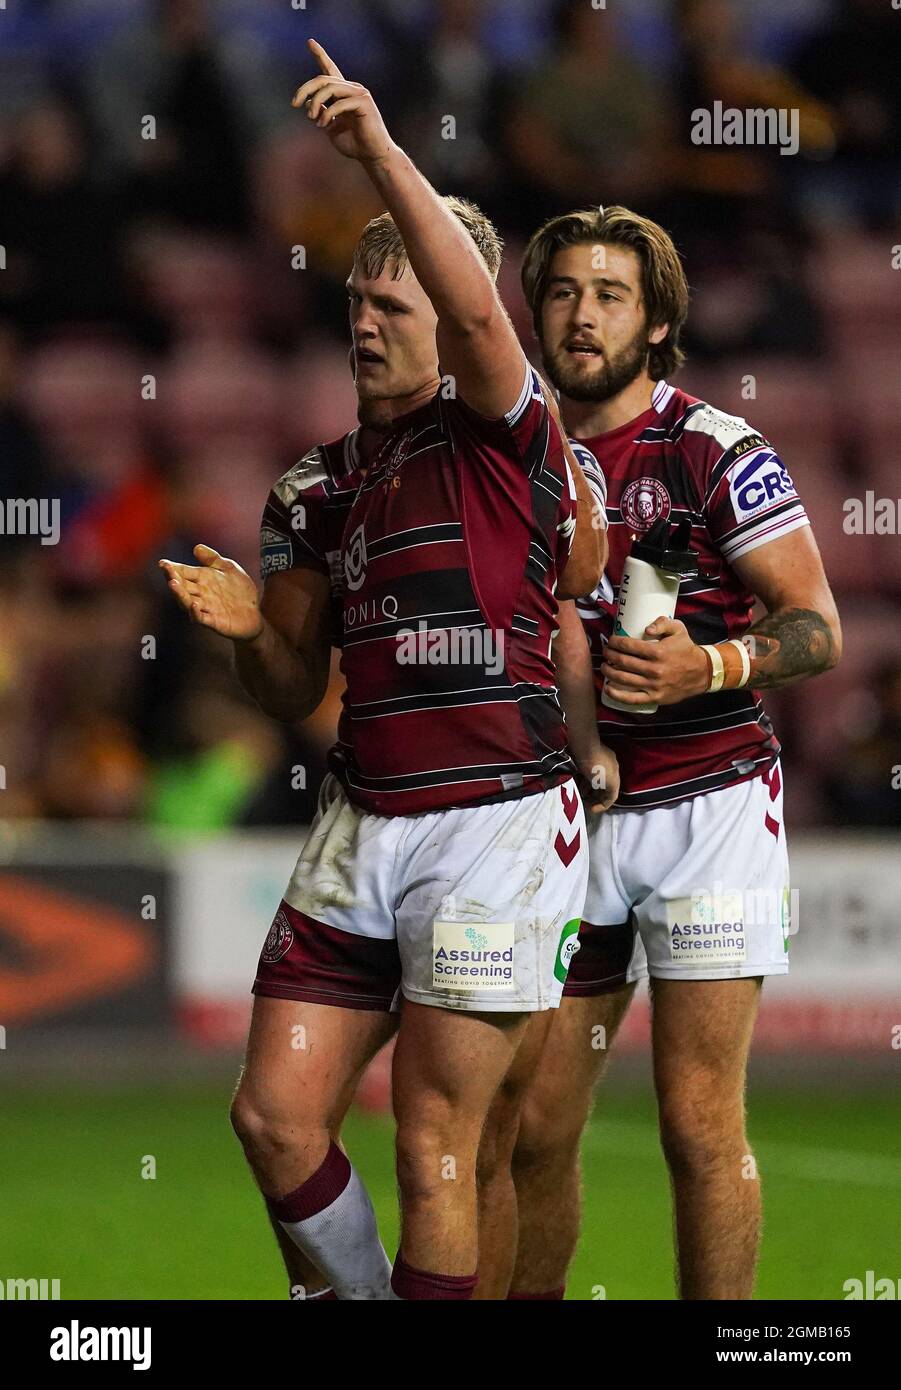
161, 40, 609, 1300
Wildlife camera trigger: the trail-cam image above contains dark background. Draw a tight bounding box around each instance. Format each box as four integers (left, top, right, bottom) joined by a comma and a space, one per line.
1, 0, 899, 834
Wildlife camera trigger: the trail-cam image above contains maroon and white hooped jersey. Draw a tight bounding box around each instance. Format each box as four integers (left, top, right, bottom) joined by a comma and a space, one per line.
576, 379, 810, 810
260, 363, 594, 816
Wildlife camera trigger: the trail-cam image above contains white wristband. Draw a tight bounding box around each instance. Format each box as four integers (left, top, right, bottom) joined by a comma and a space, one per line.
701, 644, 725, 693
728, 638, 752, 689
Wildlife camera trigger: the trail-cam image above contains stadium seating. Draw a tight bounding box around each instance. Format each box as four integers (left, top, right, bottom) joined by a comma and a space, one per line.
809, 233, 900, 333
785, 597, 901, 768
21, 337, 143, 465
157, 342, 283, 456
131, 229, 260, 344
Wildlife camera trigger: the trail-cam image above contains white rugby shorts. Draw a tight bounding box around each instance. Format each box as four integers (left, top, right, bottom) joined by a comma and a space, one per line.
256, 775, 588, 1012
574, 763, 791, 986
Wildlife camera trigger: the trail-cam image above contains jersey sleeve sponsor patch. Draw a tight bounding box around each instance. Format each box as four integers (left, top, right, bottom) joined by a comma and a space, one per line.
686, 406, 810, 564
714, 443, 809, 562
260, 525, 293, 579
727, 445, 795, 521
260, 448, 335, 581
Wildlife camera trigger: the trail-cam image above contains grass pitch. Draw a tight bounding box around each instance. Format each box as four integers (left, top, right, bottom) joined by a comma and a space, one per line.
2, 1081, 899, 1300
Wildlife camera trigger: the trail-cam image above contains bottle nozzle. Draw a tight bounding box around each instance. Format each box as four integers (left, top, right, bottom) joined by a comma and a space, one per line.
630, 517, 699, 577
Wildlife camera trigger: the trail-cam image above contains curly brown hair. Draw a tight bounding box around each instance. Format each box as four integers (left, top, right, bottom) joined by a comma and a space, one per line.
521, 205, 689, 380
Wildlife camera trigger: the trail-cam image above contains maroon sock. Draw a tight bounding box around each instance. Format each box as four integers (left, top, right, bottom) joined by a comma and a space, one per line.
266, 1142, 351, 1222
269, 1145, 348, 1304
391, 1253, 477, 1300
508, 1287, 565, 1300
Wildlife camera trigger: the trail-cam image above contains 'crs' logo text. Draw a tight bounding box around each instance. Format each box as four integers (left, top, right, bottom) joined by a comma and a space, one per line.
731, 451, 795, 517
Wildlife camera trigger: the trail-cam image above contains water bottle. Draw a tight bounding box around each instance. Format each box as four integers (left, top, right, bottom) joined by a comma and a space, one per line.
602, 518, 699, 715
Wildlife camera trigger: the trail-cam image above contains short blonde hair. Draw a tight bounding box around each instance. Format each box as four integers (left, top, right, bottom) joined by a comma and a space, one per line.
355, 196, 503, 282
522, 205, 689, 380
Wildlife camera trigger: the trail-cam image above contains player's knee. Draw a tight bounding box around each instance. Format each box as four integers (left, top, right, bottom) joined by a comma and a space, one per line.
229, 1088, 270, 1151
396, 1109, 481, 1203
658, 1090, 746, 1178
512, 1094, 585, 1177
230, 1088, 316, 1165
395, 1126, 446, 1204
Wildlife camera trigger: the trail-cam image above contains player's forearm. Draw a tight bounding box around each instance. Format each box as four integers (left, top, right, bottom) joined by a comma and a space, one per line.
554, 602, 603, 765
559, 451, 605, 599
233, 619, 326, 722
694, 605, 841, 696
742, 604, 842, 690
361, 146, 498, 331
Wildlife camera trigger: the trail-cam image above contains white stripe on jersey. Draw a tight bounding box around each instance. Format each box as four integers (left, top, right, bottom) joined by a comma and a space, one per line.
567, 439, 608, 529
720, 510, 810, 563
344, 428, 361, 473
681, 398, 760, 454
652, 380, 676, 412
563, 456, 578, 501
505, 360, 539, 427
561, 455, 580, 549
342, 760, 572, 793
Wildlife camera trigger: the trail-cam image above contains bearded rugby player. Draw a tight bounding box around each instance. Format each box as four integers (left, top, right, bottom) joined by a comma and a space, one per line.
477, 205, 841, 1300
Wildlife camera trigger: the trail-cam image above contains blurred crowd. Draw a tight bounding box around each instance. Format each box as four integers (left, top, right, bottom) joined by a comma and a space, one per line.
0, 0, 899, 829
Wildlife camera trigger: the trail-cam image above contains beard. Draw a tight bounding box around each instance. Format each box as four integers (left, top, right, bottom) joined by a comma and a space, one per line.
543, 325, 650, 403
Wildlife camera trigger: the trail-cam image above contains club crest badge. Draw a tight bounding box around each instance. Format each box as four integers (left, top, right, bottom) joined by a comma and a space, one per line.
262, 910, 294, 964
620, 477, 672, 531
378, 427, 413, 493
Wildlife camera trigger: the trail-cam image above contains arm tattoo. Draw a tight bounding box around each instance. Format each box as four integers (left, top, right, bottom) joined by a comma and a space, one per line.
745, 608, 836, 690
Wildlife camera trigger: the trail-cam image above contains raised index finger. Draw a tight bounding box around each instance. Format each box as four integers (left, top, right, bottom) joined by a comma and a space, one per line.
308, 37, 344, 79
